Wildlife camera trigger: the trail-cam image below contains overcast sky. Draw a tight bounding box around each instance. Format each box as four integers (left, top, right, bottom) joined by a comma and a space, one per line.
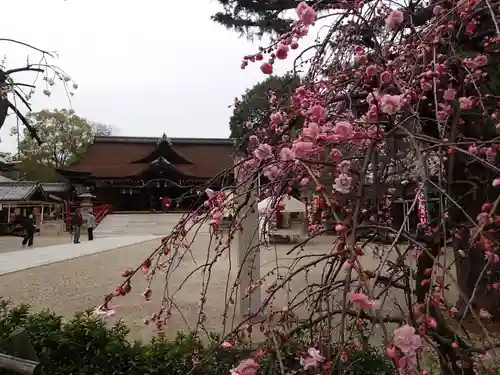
0, 0, 317, 154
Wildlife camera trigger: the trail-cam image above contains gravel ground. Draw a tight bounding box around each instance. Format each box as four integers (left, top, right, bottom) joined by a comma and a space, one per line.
0, 223, 462, 344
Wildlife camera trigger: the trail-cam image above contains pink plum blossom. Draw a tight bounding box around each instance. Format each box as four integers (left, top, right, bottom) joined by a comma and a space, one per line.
330, 148, 342, 162
380, 94, 402, 115
300, 348, 325, 370
253, 143, 273, 161
385, 10, 404, 30
296, 2, 317, 26
263, 165, 279, 180
443, 88, 457, 101
308, 104, 326, 121
210, 211, 223, 227
347, 292, 377, 310
463, 58, 478, 70
334, 121, 354, 139
334, 173, 352, 194
477, 212, 489, 226
270, 112, 283, 124
492, 178, 500, 187
279, 147, 294, 161
293, 141, 315, 158
380, 71, 392, 84
338, 160, 351, 173
335, 223, 346, 232
260, 63, 273, 75
366, 64, 377, 77
474, 54, 488, 66
393, 324, 422, 357
230, 358, 259, 375
276, 43, 289, 60
397, 355, 417, 375
221, 341, 233, 349
302, 122, 320, 140
459, 97, 473, 109
433, 5, 443, 15
386, 344, 396, 358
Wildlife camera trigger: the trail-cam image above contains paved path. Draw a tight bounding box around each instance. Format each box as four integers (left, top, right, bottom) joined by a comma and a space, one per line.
0, 235, 159, 275
0, 214, 184, 275
95, 213, 184, 237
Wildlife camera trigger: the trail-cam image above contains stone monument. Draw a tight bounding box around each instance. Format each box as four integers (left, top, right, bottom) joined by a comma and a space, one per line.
78, 187, 95, 216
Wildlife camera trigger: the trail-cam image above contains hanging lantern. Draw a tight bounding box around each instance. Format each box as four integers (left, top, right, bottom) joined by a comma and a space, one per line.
157, 182, 160, 188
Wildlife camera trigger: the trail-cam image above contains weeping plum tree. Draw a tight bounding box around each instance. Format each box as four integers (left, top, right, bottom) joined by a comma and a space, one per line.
96, 0, 500, 374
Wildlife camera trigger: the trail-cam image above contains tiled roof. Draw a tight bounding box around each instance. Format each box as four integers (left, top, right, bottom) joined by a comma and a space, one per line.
93, 136, 234, 145
41, 182, 70, 193
133, 134, 195, 165
0, 161, 15, 172
61, 136, 236, 179
0, 182, 47, 201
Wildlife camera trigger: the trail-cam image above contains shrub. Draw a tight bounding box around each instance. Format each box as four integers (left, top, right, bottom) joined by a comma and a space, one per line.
0, 299, 395, 375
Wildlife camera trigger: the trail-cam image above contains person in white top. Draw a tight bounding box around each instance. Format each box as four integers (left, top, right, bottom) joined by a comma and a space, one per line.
87, 212, 95, 241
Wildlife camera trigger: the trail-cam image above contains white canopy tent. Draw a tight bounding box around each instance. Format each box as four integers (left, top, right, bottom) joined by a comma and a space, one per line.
258, 196, 306, 213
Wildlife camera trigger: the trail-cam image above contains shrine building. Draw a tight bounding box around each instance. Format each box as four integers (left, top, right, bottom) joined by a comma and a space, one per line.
57, 134, 236, 212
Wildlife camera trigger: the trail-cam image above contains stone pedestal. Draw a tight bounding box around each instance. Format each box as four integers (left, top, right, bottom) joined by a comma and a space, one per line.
234, 155, 262, 318
238, 189, 261, 317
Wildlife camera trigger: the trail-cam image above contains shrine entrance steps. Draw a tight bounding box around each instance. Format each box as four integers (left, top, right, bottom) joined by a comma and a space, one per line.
95, 213, 187, 237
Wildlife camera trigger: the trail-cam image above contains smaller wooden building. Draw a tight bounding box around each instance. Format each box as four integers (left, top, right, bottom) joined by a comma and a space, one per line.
0, 181, 64, 235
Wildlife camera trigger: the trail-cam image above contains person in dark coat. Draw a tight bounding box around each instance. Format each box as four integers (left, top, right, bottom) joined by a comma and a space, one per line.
72, 208, 83, 244
21, 214, 35, 247
149, 194, 156, 213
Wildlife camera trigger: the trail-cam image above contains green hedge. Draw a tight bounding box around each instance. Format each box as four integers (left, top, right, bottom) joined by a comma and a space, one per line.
0, 299, 395, 375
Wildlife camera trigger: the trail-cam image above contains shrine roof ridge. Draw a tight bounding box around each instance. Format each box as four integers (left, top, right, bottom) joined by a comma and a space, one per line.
93, 136, 235, 145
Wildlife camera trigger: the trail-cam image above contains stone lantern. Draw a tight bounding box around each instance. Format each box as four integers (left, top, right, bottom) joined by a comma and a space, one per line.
78, 187, 95, 216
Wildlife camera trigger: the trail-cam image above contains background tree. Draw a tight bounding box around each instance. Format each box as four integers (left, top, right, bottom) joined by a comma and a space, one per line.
12, 109, 112, 181
212, 0, 437, 41
211, 0, 331, 38
230, 74, 299, 146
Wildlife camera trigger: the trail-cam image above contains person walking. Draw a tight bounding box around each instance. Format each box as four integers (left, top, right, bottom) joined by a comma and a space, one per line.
21, 214, 35, 247
87, 211, 95, 241
72, 208, 83, 244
